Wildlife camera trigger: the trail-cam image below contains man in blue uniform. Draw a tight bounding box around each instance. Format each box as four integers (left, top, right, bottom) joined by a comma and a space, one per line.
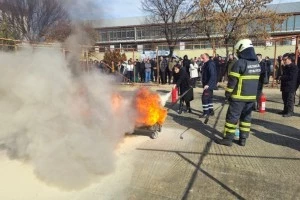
200, 53, 217, 118
217, 39, 260, 146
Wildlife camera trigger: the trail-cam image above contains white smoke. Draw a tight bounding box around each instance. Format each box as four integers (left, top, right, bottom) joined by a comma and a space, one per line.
159, 92, 172, 107
0, 45, 136, 190
62, 0, 104, 20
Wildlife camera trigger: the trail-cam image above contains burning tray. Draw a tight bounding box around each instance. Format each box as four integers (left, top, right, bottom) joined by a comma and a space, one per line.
134, 123, 162, 139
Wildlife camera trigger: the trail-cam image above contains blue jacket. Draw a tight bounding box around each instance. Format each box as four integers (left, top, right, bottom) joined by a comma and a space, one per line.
201, 60, 217, 89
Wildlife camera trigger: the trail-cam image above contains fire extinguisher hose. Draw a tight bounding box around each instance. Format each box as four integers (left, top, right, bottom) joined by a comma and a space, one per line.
167, 87, 193, 111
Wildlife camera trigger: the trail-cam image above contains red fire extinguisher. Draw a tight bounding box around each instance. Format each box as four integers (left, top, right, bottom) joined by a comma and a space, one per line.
259, 93, 266, 113
172, 87, 178, 103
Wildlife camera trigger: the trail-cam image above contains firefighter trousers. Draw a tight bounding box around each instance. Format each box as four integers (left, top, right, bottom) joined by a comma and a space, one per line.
224, 101, 254, 139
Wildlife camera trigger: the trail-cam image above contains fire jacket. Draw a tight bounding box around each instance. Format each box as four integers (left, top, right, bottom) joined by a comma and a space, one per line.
225, 59, 260, 102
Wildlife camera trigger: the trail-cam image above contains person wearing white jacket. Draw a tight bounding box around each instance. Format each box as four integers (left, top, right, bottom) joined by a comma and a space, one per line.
189, 59, 199, 88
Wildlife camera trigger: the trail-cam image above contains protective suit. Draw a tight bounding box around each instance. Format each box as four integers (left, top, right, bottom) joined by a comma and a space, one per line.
217, 39, 260, 146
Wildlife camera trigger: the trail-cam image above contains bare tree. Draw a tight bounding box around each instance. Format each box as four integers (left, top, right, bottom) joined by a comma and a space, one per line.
141, 0, 197, 57
0, 0, 69, 42
196, 0, 287, 58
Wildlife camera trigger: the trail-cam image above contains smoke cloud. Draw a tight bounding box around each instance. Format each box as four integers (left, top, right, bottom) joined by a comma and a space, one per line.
0, 44, 136, 190
62, 0, 104, 20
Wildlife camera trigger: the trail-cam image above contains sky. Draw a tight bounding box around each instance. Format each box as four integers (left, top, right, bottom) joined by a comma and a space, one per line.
68, 0, 300, 20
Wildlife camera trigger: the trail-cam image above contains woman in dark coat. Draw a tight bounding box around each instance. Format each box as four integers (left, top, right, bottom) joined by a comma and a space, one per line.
173, 65, 193, 114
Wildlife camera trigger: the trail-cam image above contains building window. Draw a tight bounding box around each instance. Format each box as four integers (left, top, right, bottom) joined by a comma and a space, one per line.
100, 32, 108, 42
126, 29, 134, 39
295, 15, 300, 30
281, 19, 287, 31
287, 16, 295, 31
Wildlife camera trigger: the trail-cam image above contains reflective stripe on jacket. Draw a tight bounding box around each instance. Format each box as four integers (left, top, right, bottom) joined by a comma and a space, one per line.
226, 59, 260, 101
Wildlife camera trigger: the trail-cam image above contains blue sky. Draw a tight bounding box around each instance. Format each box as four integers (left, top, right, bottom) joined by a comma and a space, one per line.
68, 0, 300, 20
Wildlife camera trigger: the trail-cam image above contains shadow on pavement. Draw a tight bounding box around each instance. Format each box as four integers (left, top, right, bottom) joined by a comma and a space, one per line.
168, 113, 223, 140
261, 107, 300, 117
252, 118, 300, 151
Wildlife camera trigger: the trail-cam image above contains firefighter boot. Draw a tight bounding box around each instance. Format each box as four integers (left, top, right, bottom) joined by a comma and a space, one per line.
239, 138, 246, 146
239, 132, 248, 146
216, 134, 234, 146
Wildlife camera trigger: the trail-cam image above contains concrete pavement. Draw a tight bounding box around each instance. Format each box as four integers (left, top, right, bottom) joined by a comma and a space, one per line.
126, 85, 300, 200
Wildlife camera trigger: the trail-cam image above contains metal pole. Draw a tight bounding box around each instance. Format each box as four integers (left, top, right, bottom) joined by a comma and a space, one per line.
156, 46, 160, 85
295, 36, 299, 65
272, 40, 277, 88
133, 48, 135, 83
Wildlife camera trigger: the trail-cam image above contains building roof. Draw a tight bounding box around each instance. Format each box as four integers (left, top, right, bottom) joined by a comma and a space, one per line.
88, 16, 147, 29
90, 2, 300, 29
267, 2, 300, 14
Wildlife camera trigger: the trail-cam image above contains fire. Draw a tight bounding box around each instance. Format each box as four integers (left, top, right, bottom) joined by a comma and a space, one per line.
134, 87, 167, 127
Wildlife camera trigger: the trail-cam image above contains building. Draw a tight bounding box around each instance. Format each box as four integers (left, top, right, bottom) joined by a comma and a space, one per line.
88, 2, 300, 59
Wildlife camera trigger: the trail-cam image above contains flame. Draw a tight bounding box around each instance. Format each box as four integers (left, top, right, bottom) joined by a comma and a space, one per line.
134, 87, 167, 127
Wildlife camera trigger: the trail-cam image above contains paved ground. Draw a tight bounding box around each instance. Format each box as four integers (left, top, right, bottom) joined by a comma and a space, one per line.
125, 84, 300, 200
0, 84, 299, 200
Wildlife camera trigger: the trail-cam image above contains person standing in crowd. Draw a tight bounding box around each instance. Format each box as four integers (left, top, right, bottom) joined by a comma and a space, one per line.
121, 61, 128, 82
200, 53, 217, 118
182, 55, 191, 76
126, 60, 134, 82
218, 57, 226, 83
217, 39, 260, 147
275, 55, 283, 84
278, 53, 298, 117
197, 56, 203, 84
167, 57, 176, 84
151, 58, 157, 82
145, 59, 152, 83
265, 56, 271, 84
173, 64, 193, 114
159, 56, 168, 84
213, 55, 221, 83
254, 53, 267, 111
140, 59, 145, 83
135, 59, 141, 82
189, 58, 199, 88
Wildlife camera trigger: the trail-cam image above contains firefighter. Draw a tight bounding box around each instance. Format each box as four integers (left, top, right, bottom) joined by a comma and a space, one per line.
216, 39, 260, 146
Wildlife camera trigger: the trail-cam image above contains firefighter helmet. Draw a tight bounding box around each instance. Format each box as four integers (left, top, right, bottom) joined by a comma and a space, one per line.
235, 39, 253, 54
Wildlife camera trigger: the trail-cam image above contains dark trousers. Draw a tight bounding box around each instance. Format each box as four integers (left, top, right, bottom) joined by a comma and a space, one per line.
139, 70, 145, 82
179, 99, 190, 111
282, 91, 294, 113
201, 89, 213, 115
224, 101, 254, 139
160, 71, 166, 84
166, 70, 173, 84
190, 77, 197, 88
